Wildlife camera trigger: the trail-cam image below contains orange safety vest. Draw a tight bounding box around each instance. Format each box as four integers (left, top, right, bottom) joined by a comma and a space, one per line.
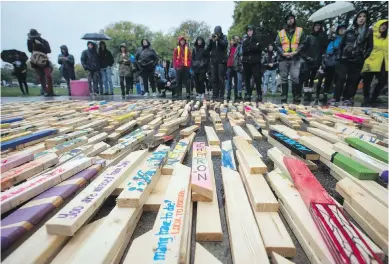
177, 45, 189, 66
278, 27, 303, 52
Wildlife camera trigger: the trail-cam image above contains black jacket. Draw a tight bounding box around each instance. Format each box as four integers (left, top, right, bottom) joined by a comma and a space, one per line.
301, 26, 328, 68
27, 37, 51, 68
58, 45, 75, 80
338, 10, 373, 63
262, 51, 279, 70
99, 43, 114, 68
135, 39, 158, 72
242, 29, 263, 64
206, 26, 228, 64
81, 41, 100, 72
192, 37, 209, 72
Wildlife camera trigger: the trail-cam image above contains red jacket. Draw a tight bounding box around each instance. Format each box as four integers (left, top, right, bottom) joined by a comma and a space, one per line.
173, 36, 192, 69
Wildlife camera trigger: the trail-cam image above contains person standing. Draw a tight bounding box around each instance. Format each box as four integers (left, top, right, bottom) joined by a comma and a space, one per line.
116, 43, 134, 99
242, 25, 263, 102
333, 10, 373, 106
135, 39, 158, 97
81, 41, 101, 95
12, 53, 29, 95
275, 13, 306, 103
58, 45, 75, 96
262, 44, 278, 95
27, 29, 56, 96
206, 26, 228, 100
226, 37, 242, 100
192, 37, 209, 100
300, 21, 328, 102
362, 19, 388, 106
173, 36, 192, 99
99, 41, 114, 95
318, 23, 347, 103
233, 35, 243, 100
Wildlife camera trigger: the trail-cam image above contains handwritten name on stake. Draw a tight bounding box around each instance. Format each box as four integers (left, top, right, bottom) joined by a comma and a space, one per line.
191, 142, 213, 200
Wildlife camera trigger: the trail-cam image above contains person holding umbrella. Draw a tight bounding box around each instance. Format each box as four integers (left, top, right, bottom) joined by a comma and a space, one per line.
11, 52, 29, 95
27, 29, 56, 96
58, 45, 75, 96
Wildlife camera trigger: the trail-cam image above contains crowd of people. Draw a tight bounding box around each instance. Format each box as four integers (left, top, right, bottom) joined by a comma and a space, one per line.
17, 10, 387, 106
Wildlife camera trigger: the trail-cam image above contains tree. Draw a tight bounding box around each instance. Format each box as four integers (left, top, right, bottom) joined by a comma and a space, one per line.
52, 64, 62, 85
100, 21, 153, 58
1, 64, 13, 83
152, 31, 176, 61
173, 20, 212, 46
75, 63, 87, 79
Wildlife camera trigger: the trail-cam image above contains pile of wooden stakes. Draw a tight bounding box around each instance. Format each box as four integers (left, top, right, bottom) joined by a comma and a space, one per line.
1, 99, 388, 263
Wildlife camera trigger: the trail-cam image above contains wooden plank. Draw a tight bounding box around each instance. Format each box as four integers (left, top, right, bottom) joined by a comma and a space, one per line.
1, 156, 94, 214
45, 150, 148, 236
210, 145, 221, 156
310, 121, 340, 135
194, 243, 222, 264
233, 136, 267, 174
191, 142, 213, 200
45, 129, 93, 147
122, 231, 151, 264
151, 163, 191, 263
180, 125, 199, 136
336, 178, 388, 237
115, 120, 137, 134
307, 127, 342, 144
267, 170, 335, 263
0, 152, 34, 173
196, 147, 222, 241
87, 132, 108, 145
298, 135, 335, 161
1, 129, 58, 151
162, 132, 195, 175
345, 137, 388, 163
221, 167, 270, 264
246, 123, 262, 140
85, 142, 110, 157
269, 125, 300, 140
332, 152, 378, 180
236, 151, 278, 212
233, 125, 252, 143
344, 202, 388, 255
204, 126, 220, 145
271, 252, 295, 264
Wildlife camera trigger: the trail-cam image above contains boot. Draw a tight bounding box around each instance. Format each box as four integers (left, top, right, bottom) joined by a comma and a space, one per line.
292, 84, 301, 104
281, 83, 288, 103
237, 92, 242, 100
234, 93, 238, 101
256, 94, 262, 102
320, 94, 328, 103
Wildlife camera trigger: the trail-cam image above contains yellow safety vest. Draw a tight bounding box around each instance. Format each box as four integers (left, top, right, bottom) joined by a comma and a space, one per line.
177, 45, 189, 66
278, 27, 303, 52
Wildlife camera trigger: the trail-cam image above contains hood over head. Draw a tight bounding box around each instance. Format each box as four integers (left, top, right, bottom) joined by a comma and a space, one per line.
194, 36, 205, 48
141, 39, 151, 48
312, 21, 324, 35
336, 22, 347, 35
246, 24, 255, 34
119, 43, 127, 52
60, 45, 68, 55
177, 36, 187, 45
353, 10, 370, 27
285, 13, 297, 28
87, 41, 97, 50
214, 26, 223, 35
373, 19, 388, 38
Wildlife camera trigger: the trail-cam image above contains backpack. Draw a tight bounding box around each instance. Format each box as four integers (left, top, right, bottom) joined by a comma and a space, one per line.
30, 51, 48, 67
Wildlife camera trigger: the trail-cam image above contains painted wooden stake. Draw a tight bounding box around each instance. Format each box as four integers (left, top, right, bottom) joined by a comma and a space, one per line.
191, 142, 213, 201
162, 133, 195, 175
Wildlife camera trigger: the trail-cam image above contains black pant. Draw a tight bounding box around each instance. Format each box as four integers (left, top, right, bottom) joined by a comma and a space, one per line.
194, 70, 206, 94
140, 70, 156, 93
334, 60, 363, 102
363, 63, 388, 102
17, 72, 28, 94
303, 68, 318, 88
227, 67, 238, 97
243, 63, 262, 97
120, 76, 133, 95
211, 63, 226, 98
176, 67, 189, 95
316, 66, 335, 96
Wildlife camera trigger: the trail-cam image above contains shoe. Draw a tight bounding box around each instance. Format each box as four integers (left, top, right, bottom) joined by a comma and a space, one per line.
141, 91, 145, 95
343, 100, 352, 107
152, 92, 157, 97
196, 94, 201, 100
109, 92, 114, 95
320, 94, 328, 103
158, 92, 166, 98
144, 92, 149, 97
103, 92, 109, 95
256, 95, 262, 102
227, 95, 231, 101
201, 94, 205, 100
330, 100, 339, 107
186, 94, 190, 99
281, 84, 288, 103
244, 94, 251, 101
122, 95, 125, 99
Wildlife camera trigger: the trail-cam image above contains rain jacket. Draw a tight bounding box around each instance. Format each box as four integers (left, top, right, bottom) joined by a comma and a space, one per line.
81, 41, 100, 71
135, 39, 158, 72
192, 37, 209, 73
206, 26, 228, 64
173, 36, 192, 69
99, 41, 114, 68
362, 19, 388, 72
242, 25, 263, 64
58, 45, 75, 80
27, 37, 51, 68
116, 43, 133, 77
301, 23, 328, 68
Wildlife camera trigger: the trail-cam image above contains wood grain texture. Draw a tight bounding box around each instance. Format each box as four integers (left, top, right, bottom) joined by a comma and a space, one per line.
194, 243, 222, 264
233, 136, 267, 174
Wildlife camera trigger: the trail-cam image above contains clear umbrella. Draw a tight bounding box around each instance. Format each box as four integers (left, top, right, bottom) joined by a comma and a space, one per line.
308, 2, 355, 22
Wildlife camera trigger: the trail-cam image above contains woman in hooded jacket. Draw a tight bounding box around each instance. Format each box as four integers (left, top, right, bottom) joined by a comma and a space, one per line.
135, 39, 158, 97
192, 37, 209, 99
362, 19, 388, 106
116, 43, 134, 99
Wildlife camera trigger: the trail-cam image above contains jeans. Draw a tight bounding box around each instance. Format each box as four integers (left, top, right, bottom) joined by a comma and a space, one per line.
35, 67, 53, 95
120, 76, 133, 96
227, 67, 238, 97
334, 60, 363, 102
211, 63, 226, 98
140, 70, 156, 93
88, 71, 101, 94
263, 69, 277, 94
279, 59, 301, 84
101, 66, 113, 94
237, 71, 242, 93
243, 63, 262, 96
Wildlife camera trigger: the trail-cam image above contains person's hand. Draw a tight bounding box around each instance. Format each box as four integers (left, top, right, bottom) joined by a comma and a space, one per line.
167, 81, 171, 86
269, 63, 273, 67
282, 52, 291, 57
289, 51, 297, 57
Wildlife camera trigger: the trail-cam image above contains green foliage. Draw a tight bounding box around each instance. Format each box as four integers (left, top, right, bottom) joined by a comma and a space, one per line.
75, 63, 88, 79
51, 64, 62, 85
1, 64, 13, 83
152, 31, 176, 61
172, 20, 212, 46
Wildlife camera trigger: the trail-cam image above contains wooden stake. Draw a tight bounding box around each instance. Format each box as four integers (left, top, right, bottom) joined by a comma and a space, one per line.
191, 142, 213, 200
233, 126, 252, 143
194, 243, 222, 264
162, 133, 195, 175
233, 136, 267, 174
204, 126, 220, 145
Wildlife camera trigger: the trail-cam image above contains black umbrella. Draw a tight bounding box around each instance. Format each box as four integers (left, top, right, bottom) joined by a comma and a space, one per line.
1, 49, 28, 63
81, 33, 111, 41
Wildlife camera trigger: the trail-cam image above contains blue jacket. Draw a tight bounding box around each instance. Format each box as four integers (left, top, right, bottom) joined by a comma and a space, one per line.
155, 66, 176, 82
326, 36, 343, 55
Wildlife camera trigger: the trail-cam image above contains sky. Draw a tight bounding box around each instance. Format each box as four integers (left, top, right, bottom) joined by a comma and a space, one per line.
1, 1, 235, 66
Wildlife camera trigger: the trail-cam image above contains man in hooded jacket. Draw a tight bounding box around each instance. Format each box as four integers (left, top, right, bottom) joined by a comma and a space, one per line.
135, 39, 158, 96
58, 45, 75, 96
206, 26, 228, 100
81, 41, 101, 95
173, 36, 192, 99
334, 10, 373, 106
99, 41, 114, 95
242, 25, 263, 101
275, 13, 306, 103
